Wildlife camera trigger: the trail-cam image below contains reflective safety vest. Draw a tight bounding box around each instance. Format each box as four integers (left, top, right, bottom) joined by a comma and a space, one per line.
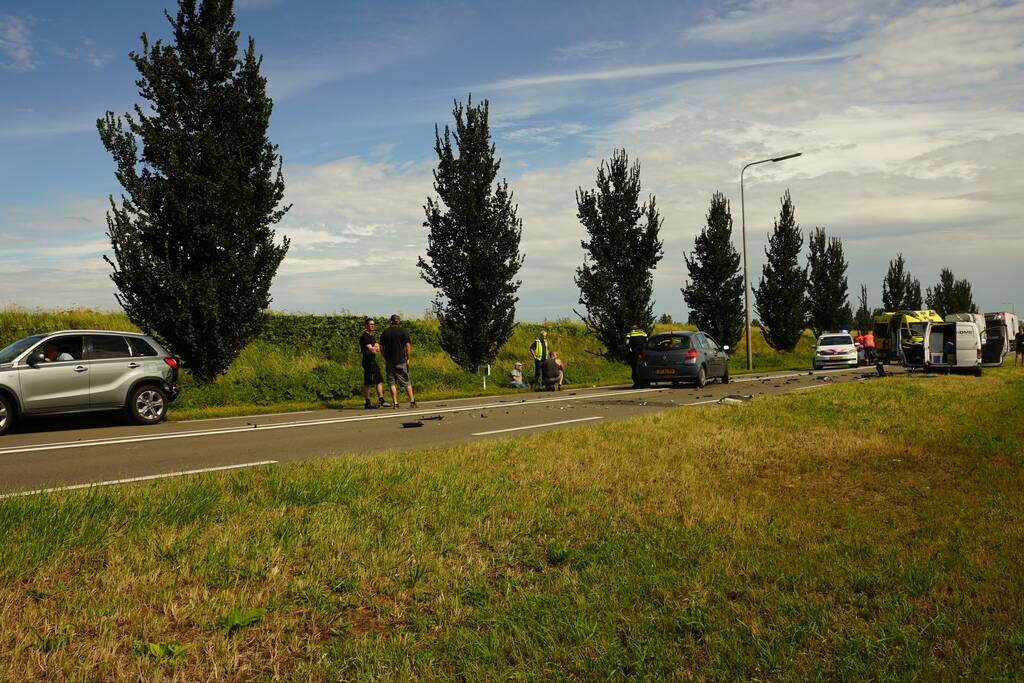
862, 333, 875, 348
626, 329, 648, 353
531, 338, 547, 361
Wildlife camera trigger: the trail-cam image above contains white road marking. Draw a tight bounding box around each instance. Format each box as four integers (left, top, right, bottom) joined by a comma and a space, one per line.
472, 416, 604, 436
0, 367, 867, 457
0, 460, 277, 499
791, 384, 830, 392
184, 410, 317, 423
0, 389, 668, 456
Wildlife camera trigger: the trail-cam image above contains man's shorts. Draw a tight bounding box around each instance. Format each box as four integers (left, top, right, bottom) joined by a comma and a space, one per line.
363, 362, 382, 386
386, 363, 411, 388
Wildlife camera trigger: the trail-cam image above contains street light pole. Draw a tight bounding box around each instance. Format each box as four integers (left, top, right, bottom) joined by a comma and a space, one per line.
740, 152, 802, 371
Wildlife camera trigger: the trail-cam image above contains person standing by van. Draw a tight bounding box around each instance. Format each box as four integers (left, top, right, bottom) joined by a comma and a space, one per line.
380, 314, 417, 409
1016, 324, 1024, 366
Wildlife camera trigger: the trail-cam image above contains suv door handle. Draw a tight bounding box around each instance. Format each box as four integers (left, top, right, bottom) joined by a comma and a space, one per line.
128, 362, 140, 369
74, 366, 88, 373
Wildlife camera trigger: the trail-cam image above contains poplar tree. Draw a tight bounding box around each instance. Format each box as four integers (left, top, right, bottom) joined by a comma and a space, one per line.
682, 191, 744, 349
418, 97, 524, 371
575, 149, 663, 361
97, 0, 289, 382
754, 190, 806, 351
854, 284, 872, 332
881, 254, 920, 310
805, 227, 851, 336
926, 268, 977, 316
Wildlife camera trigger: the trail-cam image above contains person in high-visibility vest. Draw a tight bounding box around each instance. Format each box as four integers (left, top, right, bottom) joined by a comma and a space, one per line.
530, 330, 549, 388
625, 324, 648, 388
862, 330, 876, 364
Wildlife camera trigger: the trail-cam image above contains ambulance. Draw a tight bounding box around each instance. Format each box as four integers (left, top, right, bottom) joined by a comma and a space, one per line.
871, 310, 943, 364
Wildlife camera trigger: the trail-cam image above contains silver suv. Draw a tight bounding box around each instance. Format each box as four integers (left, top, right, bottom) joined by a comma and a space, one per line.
0, 330, 181, 436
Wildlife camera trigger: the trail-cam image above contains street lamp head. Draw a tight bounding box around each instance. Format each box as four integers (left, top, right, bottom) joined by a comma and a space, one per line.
770, 152, 802, 163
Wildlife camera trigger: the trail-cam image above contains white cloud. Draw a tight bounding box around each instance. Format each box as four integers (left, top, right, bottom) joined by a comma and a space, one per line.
0, 15, 35, 71
478, 52, 850, 91
556, 39, 629, 60
51, 36, 113, 68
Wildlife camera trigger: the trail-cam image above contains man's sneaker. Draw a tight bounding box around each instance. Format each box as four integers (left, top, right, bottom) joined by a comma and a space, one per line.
364, 401, 378, 410
378, 399, 392, 408
409, 401, 418, 409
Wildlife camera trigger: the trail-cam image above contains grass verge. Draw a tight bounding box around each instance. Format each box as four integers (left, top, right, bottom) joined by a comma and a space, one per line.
1, 368, 1022, 680
1, 308, 816, 421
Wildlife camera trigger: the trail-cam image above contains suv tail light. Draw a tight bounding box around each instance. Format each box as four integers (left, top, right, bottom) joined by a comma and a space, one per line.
683, 348, 698, 363
638, 351, 646, 363
163, 357, 178, 368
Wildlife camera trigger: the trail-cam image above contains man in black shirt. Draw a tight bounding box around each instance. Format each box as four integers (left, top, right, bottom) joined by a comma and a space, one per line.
380, 314, 417, 409
359, 318, 389, 409
1016, 324, 1024, 367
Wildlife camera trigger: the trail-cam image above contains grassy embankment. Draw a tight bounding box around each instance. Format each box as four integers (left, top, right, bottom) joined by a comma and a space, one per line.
0, 308, 815, 420
1, 369, 1022, 680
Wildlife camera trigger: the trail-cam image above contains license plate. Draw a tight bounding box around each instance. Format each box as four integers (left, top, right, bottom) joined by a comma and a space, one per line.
655, 368, 675, 375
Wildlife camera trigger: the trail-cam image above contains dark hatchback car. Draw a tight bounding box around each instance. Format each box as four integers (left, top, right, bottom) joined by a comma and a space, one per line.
636, 331, 730, 388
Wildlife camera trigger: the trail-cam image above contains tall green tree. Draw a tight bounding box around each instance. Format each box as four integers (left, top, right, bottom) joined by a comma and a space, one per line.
575, 149, 664, 361
805, 227, 851, 336
418, 97, 524, 371
854, 284, 872, 333
97, 0, 289, 382
926, 268, 977, 316
682, 191, 744, 349
881, 254, 923, 311
754, 190, 807, 351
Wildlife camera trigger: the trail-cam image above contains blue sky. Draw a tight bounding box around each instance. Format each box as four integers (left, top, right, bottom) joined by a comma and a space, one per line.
2, 0, 1023, 320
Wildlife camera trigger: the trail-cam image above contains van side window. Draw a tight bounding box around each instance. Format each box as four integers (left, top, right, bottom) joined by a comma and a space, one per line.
87, 335, 130, 360
128, 338, 159, 357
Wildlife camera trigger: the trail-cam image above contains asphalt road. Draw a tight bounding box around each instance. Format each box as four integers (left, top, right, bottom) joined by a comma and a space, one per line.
0, 365, 892, 496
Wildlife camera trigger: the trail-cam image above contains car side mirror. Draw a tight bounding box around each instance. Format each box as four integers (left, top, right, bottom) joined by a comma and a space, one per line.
26, 352, 44, 367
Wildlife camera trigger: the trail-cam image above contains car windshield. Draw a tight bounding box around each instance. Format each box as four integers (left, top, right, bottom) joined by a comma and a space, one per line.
647, 334, 691, 350
0, 334, 47, 363
908, 322, 928, 337
820, 335, 852, 346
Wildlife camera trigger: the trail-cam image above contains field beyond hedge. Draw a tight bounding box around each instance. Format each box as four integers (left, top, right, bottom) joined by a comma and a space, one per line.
0, 308, 815, 419
0, 368, 1021, 680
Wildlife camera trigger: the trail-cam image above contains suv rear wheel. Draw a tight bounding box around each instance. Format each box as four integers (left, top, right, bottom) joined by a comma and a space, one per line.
128, 385, 168, 425
0, 394, 13, 436
695, 366, 706, 389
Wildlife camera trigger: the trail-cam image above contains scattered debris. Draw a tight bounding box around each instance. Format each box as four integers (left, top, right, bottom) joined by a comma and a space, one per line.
718, 394, 753, 404
875, 363, 887, 377
401, 421, 423, 428
816, 375, 834, 383
421, 415, 443, 421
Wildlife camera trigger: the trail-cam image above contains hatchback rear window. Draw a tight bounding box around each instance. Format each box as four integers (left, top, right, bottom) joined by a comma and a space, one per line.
128, 337, 159, 357
820, 335, 852, 346
648, 335, 691, 350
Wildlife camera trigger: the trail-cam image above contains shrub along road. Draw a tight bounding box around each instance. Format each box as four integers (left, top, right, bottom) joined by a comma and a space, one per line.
0, 366, 878, 495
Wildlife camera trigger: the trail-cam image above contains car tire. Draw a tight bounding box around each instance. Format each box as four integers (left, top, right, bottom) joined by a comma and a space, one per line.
813, 363, 821, 371
0, 393, 14, 436
128, 384, 168, 425
695, 366, 706, 389
973, 366, 983, 377
721, 366, 729, 384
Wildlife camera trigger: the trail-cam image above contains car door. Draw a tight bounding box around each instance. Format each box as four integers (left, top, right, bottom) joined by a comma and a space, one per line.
86, 334, 137, 408
703, 333, 726, 377
18, 335, 89, 413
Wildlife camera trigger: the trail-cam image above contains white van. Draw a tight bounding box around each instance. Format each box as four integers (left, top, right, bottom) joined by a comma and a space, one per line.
911, 321, 983, 375
983, 312, 1021, 365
